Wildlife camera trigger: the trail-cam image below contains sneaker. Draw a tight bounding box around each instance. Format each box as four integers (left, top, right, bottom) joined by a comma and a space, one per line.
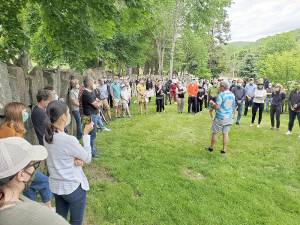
286, 131, 292, 135
207, 147, 214, 152
250, 123, 254, 127
103, 127, 111, 132
220, 150, 226, 156
257, 124, 261, 128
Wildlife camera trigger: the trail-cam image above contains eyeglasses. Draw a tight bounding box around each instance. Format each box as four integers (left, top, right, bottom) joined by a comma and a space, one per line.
25, 161, 41, 170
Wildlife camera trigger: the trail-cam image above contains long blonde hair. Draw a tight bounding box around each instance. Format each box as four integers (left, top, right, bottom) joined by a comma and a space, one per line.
2, 102, 26, 135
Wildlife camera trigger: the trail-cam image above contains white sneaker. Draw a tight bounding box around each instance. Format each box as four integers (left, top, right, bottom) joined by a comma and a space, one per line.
103, 128, 111, 132
250, 123, 254, 127
286, 131, 292, 135
257, 124, 261, 128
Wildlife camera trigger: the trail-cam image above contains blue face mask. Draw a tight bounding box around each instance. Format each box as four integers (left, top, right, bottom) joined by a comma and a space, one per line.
22, 111, 29, 123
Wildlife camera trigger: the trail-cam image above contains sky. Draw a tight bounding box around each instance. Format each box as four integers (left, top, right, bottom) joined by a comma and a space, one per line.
228, 0, 300, 42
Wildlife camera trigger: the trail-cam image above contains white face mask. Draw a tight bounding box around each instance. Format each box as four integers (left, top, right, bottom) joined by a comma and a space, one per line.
65, 112, 71, 127
75, 84, 80, 89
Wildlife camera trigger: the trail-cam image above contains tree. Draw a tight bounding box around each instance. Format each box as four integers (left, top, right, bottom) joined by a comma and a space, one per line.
239, 53, 257, 78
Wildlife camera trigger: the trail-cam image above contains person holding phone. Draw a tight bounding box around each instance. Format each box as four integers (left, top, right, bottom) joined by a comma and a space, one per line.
44, 100, 93, 225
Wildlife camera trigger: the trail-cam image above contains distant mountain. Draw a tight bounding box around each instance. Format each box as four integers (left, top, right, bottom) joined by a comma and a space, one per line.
225, 28, 300, 52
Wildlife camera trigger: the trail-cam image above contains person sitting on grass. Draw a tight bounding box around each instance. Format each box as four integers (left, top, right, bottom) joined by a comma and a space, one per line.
208, 81, 236, 155
270, 84, 285, 130
286, 81, 300, 137
44, 100, 94, 225
121, 84, 132, 118
0, 137, 69, 225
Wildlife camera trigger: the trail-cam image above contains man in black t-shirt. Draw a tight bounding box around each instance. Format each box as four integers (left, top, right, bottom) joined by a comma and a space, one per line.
31, 89, 51, 145
81, 76, 100, 158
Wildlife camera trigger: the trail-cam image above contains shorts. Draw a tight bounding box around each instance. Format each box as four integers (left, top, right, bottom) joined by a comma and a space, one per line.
99, 99, 110, 111
211, 119, 232, 134
113, 99, 122, 107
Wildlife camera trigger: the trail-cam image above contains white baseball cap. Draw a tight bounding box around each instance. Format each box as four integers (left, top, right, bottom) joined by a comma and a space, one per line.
0, 137, 48, 180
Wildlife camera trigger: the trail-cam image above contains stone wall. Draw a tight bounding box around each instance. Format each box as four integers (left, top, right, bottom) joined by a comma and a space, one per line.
0, 62, 108, 144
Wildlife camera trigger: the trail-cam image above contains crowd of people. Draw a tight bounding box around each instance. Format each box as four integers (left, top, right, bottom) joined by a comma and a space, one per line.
0, 73, 299, 225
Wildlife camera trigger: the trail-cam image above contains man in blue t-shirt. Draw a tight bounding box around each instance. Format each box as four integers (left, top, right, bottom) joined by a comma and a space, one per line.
207, 81, 235, 155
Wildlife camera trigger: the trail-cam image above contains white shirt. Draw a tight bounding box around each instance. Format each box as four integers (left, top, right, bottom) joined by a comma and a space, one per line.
253, 89, 267, 103
45, 132, 91, 195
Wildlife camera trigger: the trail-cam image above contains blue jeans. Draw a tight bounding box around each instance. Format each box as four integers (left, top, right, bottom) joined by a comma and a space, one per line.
90, 114, 98, 157
236, 102, 245, 124
23, 172, 52, 203
72, 110, 82, 140
95, 114, 105, 130
54, 185, 86, 225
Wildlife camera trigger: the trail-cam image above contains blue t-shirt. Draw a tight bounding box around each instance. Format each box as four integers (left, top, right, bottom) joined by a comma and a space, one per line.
111, 83, 121, 100
215, 90, 236, 121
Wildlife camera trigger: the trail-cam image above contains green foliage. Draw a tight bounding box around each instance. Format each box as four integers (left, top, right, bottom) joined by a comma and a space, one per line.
239, 53, 257, 78
0, 0, 28, 62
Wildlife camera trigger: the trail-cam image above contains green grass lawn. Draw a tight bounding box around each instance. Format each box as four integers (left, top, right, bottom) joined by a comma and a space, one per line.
84, 101, 300, 225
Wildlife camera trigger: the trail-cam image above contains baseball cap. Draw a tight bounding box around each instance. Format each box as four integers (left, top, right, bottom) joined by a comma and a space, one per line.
0, 137, 48, 179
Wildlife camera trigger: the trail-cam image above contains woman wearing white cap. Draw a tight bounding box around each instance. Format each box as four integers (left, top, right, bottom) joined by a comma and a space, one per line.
0, 137, 69, 225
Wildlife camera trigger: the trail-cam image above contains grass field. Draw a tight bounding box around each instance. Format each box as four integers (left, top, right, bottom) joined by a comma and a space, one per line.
84, 101, 300, 225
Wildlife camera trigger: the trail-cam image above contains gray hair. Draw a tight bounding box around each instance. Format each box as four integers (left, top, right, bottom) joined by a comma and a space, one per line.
220, 81, 229, 90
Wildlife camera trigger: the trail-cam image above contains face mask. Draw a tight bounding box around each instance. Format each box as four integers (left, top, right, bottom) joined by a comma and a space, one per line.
250, 81, 254, 85
75, 84, 80, 89
54, 94, 59, 101
65, 112, 71, 127
22, 111, 29, 123
93, 84, 97, 90
237, 83, 242, 87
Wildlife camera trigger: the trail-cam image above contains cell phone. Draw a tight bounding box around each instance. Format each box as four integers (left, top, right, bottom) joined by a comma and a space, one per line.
81, 116, 91, 127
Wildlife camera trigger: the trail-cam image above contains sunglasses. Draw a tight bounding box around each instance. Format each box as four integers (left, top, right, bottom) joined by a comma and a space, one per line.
25, 161, 41, 170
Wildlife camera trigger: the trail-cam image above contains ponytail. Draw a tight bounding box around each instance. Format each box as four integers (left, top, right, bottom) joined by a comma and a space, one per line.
44, 119, 56, 144
45, 100, 68, 144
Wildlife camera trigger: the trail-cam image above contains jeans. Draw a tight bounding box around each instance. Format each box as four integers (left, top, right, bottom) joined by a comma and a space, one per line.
244, 97, 253, 116
72, 110, 82, 140
188, 96, 197, 113
288, 109, 300, 131
95, 114, 106, 130
156, 98, 164, 112
270, 105, 281, 128
23, 171, 52, 203
265, 97, 273, 112
90, 114, 98, 157
55, 185, 86, 225
236, 102, 245, 124
251, 102, 264, 124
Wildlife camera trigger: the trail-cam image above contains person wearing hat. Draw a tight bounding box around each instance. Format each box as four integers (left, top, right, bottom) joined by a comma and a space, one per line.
244, 78, 256, 116
270, 84, 285, 130
286, 81, 300, 137
250, 78, 267, 128
0, 137, 69, 225
208, 81, 236, 155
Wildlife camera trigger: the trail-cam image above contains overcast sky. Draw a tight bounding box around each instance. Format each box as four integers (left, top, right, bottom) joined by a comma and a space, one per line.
228, 0, 300, 42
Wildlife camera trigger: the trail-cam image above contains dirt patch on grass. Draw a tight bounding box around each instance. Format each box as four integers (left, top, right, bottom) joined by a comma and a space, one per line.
86, 165, 118, 184
181, 168, 205, 181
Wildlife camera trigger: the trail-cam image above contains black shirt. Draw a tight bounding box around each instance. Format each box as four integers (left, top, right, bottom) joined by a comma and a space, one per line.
271, 92, 285, 107
31, 105, 47, 145
82, 89, 98, 116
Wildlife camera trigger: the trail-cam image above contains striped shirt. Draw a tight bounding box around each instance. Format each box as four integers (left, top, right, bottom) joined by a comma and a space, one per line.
44, 132, 92, 195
